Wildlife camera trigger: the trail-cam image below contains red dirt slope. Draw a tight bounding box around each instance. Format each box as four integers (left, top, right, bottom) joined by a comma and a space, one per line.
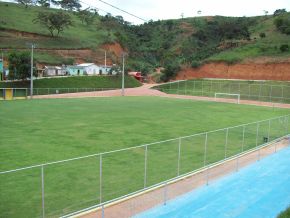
176, 62, 290, 81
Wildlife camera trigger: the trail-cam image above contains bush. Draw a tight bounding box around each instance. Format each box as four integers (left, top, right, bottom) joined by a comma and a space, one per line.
280, 44, 289, 52
160, 62, 180, 82
274, 16, 290, 35
191, 60, 201, 68
259, 32, 266, 38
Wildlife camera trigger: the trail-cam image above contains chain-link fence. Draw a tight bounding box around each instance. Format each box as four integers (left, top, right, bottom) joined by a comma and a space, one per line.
31, 88, 118, 96
154, 80, 290, 104
0, 88, 119, 100
0, 115, 289, 218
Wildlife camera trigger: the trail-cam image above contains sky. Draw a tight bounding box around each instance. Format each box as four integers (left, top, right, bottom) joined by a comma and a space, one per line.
81, 0, 290, 25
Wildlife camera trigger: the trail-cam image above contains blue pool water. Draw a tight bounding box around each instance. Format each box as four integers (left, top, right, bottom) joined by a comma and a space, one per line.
136, 146, 290, 218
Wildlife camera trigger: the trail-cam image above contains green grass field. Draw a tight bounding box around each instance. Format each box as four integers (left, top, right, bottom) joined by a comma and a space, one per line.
0, 96, 289, 217
154, 79, 290, 104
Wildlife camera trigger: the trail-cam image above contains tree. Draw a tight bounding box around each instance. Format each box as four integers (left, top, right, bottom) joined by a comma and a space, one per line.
34, 11, 73, 37
280, 44, 289, 52
259, 32, 266, 38
274, 9, 287, 16
274, 16, 290, 35
8, 51, 35, 80
16, 0, 33, 8
77, 8, 95, 25
56, 0, 81, 11
37, 0, 50, 7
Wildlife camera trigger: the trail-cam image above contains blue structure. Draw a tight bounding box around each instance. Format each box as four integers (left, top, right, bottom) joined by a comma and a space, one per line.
0, 59, 3, 80
136, 146, 290, 218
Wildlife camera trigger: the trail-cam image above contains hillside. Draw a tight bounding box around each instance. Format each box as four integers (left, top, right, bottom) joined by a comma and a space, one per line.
1, 2, 290, 81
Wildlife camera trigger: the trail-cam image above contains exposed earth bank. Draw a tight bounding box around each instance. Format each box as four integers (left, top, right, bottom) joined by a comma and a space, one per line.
176, 62, 290, 81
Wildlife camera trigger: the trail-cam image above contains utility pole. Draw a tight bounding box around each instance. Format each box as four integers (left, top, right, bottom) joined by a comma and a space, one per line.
30, 43, 35, 99
104, 50, 107, 74
121, 53, 125, 96
1, 50, 3, 81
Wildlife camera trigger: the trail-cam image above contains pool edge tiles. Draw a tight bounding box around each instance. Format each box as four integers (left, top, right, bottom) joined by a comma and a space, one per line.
135, 145, 290, 218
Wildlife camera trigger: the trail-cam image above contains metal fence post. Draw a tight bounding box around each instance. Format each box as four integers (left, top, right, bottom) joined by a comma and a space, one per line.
281, 86, 284, 103
269, 85, 273, 103
225, 128, 229, 159
101, 204, 105, 218
41, 165, 45, 218
203, 133, 208, 167
256, 122, 260, 161
177, 138, 181, 176
163, 182, 168, 205
100, 154, 102, 204
144, 145, 148, 188
258, 83, 262, 101
242, 125, 245, 152
268, 119, 271, 141
203, 133, 209, 185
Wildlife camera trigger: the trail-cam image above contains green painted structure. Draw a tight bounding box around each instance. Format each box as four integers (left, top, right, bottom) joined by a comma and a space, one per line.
0, 59, 3, 81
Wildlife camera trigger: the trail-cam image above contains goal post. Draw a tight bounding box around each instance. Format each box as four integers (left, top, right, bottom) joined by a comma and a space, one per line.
0, 88, 28, 100
214, 93, 240, 104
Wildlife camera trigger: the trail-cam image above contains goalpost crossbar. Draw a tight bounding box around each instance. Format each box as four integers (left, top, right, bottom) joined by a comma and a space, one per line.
214, 93, 240, 104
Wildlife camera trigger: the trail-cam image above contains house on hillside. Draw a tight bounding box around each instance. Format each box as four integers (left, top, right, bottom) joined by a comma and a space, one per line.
0, 59, 3, 80
43, 66, 67, 77
99, 65, 112, 75
66, 63, 100, 76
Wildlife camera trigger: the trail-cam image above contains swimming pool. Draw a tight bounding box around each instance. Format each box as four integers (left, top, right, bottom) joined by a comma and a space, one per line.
135, 145, 290, 218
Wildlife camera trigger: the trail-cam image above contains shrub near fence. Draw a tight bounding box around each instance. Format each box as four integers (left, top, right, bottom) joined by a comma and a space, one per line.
0, 115, 289, 218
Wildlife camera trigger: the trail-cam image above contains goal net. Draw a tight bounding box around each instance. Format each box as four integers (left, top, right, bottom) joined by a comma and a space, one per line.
214, 93, 240, 104
0, 88, 28, 100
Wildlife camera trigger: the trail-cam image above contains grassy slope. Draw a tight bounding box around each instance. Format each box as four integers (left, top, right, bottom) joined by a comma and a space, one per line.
208, 15, 290, 62
0, 75, 141, 88
0, 2, 108, 49
0, 97, 289, 217
1, 2, 290, 66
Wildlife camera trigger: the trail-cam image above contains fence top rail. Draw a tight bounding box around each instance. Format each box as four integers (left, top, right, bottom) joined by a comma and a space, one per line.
158, 81, 290, 88
0, 114, 289, 175
0, 88, 28, 90
215, 93, 240, 96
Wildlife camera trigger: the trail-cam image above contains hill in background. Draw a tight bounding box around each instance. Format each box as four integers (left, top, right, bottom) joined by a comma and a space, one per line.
0, 1, 290, 81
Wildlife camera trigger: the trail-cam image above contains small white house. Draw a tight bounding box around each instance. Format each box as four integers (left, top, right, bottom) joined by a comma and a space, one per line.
99, 65, 112, 75
44, 66, 67, 77
78, 63, 100, 75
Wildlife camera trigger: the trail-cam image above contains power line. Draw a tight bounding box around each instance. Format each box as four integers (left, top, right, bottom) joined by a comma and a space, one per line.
79, 0, 111, 15
96, 0, 148, 22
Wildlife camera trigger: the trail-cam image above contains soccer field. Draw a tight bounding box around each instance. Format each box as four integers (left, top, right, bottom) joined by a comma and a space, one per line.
0, 96, 289, 217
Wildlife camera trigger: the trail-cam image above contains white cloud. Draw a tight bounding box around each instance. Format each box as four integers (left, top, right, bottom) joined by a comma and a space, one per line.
82, 0, 290, 24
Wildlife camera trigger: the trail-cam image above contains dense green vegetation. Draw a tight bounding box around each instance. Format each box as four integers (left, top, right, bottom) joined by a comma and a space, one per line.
1, 2, 290, 81
278, 206, 290, 218
153, 79, 290, 103
0, 75, 141, 88
0, 97, 289, 217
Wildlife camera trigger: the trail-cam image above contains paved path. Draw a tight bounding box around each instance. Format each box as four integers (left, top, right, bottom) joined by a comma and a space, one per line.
34, 84, 290, 109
